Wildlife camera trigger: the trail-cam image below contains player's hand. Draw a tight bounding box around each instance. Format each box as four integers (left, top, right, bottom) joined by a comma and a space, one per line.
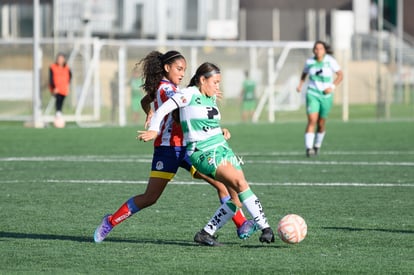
137, 130, 158, 142
296, 85, 302, 93
222, 128, 231, 140
323, 87, 333, 95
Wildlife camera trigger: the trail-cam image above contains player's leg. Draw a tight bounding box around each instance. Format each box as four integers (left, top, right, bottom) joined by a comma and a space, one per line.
55, 94, 65, 116
94, 147, 178, 243
194, 170, 257, 239
305, 93, 320, 157
192, 146, 273, 245
215, 164, 274, 244
94, 177, 169, 243
314, 95, 333, 154
183, 153, 255, 239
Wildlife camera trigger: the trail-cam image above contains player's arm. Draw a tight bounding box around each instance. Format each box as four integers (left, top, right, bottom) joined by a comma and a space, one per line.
324, 70, 343, 94
137, 98, 179, 142
296, 72, 307, 93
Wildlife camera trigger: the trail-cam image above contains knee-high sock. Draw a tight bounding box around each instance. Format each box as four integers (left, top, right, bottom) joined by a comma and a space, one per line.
238, 188, 270, 230
220, 195, 247, 228
305, 132, 315, 149
108, 197, 140, 227
314, 132, 325, 148
203, 200, 237, 236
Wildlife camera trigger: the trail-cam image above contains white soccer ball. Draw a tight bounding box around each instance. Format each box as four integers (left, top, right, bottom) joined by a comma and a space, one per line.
277, 214, 307, 244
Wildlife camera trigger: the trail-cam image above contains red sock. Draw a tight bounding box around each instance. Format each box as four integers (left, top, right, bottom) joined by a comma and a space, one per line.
232, 209, 247, 228
108, 203, 131, 227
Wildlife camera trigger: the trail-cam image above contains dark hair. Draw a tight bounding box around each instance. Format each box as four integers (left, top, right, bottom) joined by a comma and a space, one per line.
136, 50, 185, 100
55, 52, 67, 66
188, 62, 221, 87
313, 40, 333, 55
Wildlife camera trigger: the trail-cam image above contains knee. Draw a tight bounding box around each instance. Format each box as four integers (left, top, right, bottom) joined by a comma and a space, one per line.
138, 195, 159, 209
230, 178, 249, 193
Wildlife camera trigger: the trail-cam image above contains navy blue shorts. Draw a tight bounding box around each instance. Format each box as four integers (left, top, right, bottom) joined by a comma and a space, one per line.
150, 146, 195, 180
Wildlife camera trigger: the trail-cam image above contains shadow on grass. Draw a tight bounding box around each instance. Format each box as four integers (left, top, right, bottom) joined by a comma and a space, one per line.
323, 227, 414, 234
0, 231, 197, 246
0, 231, 276, 247
0, 231, 288, 248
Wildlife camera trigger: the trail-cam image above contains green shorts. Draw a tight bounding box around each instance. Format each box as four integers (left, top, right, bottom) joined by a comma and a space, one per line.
306, 92, 333, 118
242, 100, 256, 111
189, 142, 242, 178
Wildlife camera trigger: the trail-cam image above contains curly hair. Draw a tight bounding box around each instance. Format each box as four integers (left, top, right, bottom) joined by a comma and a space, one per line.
135, 50, 185, 100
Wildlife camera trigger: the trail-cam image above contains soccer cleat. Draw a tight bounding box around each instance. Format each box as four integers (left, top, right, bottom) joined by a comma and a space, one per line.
94, 214, 113, 243
313, 147, 319, 156
259, 227, 275, 243
194, 229, 222, 246
237, 220, 259, 240
306, 148, 315, 157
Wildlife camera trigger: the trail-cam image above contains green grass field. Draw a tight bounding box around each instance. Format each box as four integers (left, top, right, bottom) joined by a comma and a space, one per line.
0, 121, 413, 274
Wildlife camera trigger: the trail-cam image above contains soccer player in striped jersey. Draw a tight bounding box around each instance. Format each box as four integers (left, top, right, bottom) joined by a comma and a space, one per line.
94, 51, 255, 243
296, 41, 343, 157
138, 62, 275, 246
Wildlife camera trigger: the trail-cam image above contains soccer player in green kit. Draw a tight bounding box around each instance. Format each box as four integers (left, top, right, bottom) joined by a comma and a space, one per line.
139, 62, 275, 246
240, 70, 256, 122
296, 40, 343, 157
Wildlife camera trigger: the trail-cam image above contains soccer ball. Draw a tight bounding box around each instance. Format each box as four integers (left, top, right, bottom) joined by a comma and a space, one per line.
277, 214, 307, 244
53, 116, 66, 128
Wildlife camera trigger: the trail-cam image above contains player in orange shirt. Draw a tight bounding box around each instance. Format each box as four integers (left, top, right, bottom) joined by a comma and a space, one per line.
49, 53, 72, 118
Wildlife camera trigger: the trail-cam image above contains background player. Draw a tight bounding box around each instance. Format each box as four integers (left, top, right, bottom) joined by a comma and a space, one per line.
296, 41, 343, 157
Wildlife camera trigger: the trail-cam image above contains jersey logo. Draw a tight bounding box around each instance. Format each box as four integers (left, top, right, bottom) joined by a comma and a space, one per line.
164, 86, 175, 98
180, 96, 187, 104
206, 107, 219, 119
195, 97, 201, 104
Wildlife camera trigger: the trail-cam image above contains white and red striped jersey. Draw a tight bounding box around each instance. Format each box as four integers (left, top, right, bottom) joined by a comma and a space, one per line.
153, 80, 184, 147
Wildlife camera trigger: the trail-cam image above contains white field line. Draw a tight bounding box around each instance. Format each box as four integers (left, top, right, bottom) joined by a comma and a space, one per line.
239, 151, 414, 156
0, 154, 413, 166
0, 179, 412, 187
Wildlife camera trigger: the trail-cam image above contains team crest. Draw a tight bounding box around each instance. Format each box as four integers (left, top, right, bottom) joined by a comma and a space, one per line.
180, 96, 187, 103
207, 156, 215, 166
156, 161, 164, 170
164, 85, 175, 97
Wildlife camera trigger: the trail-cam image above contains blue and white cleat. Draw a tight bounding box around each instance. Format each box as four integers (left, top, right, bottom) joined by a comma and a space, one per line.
94, 214, 113, 243
237, 220, 259, 240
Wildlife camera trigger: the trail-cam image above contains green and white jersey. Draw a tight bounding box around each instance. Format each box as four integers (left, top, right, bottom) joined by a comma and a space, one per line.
148, 86, 225, 153
303, 54, 340, 96
242, 79, 256, 101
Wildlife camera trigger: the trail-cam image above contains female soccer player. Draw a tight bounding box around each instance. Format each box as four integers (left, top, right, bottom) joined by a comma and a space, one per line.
138, 62, 275, 246
296, 41, 343, 157
94, 51, 255, 243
